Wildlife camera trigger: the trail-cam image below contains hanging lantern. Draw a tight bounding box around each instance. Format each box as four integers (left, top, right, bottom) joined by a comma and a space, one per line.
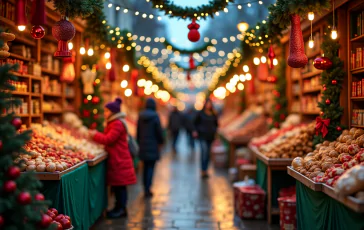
187, 19, 200, 42
287, 14, 308, 68
15, 0, 27, 31
30, 0, 46, 39
52, 16, 76, 57
267, 45, 276, 69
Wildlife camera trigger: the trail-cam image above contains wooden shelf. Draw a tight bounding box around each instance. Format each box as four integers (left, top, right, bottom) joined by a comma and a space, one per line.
41, 68, 60, 76
12, 91, 29, 96
351, 125, 364, 128
43, 92, 62, 97
351, 97, 364, 101
351, 67, 364, 75
11, 72, 42, 80
31, 114, 41, 117
65, 95, 75, 99
9, 53, 35, 62
31, 93, 41, 97
43, 110, 62, 114
292, 78, 300, 82
41, 47, 54, 55
302, 111, 320, 115
302, 88, 321, 93
302, 70, 323, 79
350, 34, 364, 42
17, 114, 30, 117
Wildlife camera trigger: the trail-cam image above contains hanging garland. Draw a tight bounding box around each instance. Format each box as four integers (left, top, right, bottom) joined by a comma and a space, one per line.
313, 27, 345, 145
48, 0, 103, 18
149, 0, 233, 20
163, 39, 213, 54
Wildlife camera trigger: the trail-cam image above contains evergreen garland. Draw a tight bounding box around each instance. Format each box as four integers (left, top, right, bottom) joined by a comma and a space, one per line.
313, 28, 345, 145
149, 0, 233, 20
163, 39, 213, 54
270, 55, 288, 129
48, 0, 103, 19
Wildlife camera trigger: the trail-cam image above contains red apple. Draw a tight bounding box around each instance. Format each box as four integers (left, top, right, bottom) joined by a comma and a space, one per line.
54, 214, 64, 222
46, 211, 56, 219
59, 218, 71, 229
52, 221, 63, 230
49, 208, 58, 216
63, 215, 71, 223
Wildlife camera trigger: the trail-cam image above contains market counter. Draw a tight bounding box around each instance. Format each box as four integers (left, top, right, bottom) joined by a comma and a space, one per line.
41, 161, 107, 230
296, 181, 364, 230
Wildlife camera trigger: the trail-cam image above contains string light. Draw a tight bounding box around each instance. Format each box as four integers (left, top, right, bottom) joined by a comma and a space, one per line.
253, 57, 260, 65
273, 58, 278, 66
106, 62, 112, 69
104, 52, 110, 59
80, 46, 86, 55
331, 1, 337, 40
261, 56, 267, 63
125, 89, 132, 97
243, 65, 249, 72
87, 47, 94, 56
68, 42, 73, 50
123, 64, 130, 72
120, 80, 128, 88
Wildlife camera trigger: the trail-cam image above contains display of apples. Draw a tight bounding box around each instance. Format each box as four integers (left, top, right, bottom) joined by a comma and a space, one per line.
48, 208, 73, 230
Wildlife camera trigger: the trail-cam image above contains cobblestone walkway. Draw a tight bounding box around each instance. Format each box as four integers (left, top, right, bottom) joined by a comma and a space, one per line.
93, 134, 279, 230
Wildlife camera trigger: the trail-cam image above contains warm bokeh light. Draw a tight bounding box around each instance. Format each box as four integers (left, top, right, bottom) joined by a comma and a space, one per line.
87, 48, 94, 56
68, 42, 73, 50
145, 80, 153, 88
331, 28, 338, 40
120, 80, 128, 88
87, 95, 92, 100
122, 64, 130, 72
308, 12, 314, 21
151, 85, 159, 92
18, 25, 26, 31
273, 58, 278, 66
239, 74, 246, 82
106, 62, 112, 69
237, 21, 249, 33
261, 56, 267, 63
253, 57, 260, 65
125, 89, 132, 97
104, 52, 110, 59
137, 79, 146, 87
245, 73, 252, 80
80, 47, 86, 55
308, 39, 314, 48
243, 65, 249, 73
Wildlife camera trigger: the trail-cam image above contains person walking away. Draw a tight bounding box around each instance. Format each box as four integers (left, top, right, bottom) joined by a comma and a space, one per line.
184, 108, 196, 151
137, 98, 164, 198
89, 98, 137, 218
168, 107, 182, 153
193, 99, 218, 178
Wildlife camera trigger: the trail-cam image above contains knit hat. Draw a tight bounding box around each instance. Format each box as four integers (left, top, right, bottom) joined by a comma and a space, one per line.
105, 98, 122, 113
145, 98, 156, 111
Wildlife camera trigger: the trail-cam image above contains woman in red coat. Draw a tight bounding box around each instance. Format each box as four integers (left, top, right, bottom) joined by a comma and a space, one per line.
90, 98, 136, 218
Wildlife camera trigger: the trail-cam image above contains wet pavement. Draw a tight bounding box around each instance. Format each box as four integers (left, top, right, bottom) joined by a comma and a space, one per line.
93, 133, 279, 230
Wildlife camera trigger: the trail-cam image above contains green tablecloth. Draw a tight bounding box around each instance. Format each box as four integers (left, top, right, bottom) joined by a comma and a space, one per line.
296, 181, 364, 230
256, 159, 296, 207
42, 161, 107, 230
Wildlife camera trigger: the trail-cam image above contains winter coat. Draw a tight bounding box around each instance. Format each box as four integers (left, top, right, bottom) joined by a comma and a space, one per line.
194, 110, 219, 141
183, 111, 196, 133
93, 112, 137, 186
168, 110, 182, 132
137, 98, 164, 161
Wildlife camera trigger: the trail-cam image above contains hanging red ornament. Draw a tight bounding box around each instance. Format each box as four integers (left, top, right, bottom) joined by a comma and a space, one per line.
0, 215, 4, 227
267, 45, 276, 69
39, 214, 52, 228
336, 126, 342, 131
320, 111, 324, 116
52, 16, 75, 57
267, 75, 277, 83
12, 118, 22, 130
17, 192, 32, 205
35, 193, 45, 201
3, 180, 16, 193
187, 19, 200, 42
274, 122, 280, 128
287, 14, 308, 68
323, 86, 327, 91
325, 99, 331, 105
83, 98, 89, 104
90, 122, 97, 130
93, 114, 99, 119
91, 96, 100, 104
332, 79, 337, 85
7, 166, 20, 179
31, 0, 46, 25
313, 56, 333, 70
93, 82, 97, 87
275, 104, 281, 110
15, 0, 27, 31
30, 25, 45, 39
280, 114, 286, 121
82, 110, 90, 118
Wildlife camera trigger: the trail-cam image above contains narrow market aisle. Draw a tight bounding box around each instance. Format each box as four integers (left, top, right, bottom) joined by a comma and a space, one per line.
94, 133, 278, 230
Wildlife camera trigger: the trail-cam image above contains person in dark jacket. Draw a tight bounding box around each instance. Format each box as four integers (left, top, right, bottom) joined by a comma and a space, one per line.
168, 107, 182, 153
137, 98, 164, 197
184, 108, 196, 151
193, 99, 218, 178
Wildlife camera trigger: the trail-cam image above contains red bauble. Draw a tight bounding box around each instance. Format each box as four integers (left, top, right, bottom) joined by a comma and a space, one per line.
320, 111, 324, 116
275, 104, 281, 110
287, 14, 308, 68
93, 114, 99, 119
90, 122, 97, 130
0, 215, 4, 227
83, 98, 88, 104
35, 193, 45, 201
325, 99, 331, 105
187, 19, 200, 42
7, 166, 20, 179
313, 56, 333, 70
54, 214, 64, 222
17, 192, 32, 205
267, 45, 276, 69
274, 122, 280, 128
332, 79, 337, 85
93, 82, 97, 87
280, 114, 286, 121
91, 96, 100, 104
3, 180, 16, 193
39, 214, 52, 228
336, 126, 342, 131
267, 75, 277, 83
30, 25, 45, 39
52, 16, 75, 57
82, 110, 90, 118
12, 117, 22, 130
323, 86, 327, 91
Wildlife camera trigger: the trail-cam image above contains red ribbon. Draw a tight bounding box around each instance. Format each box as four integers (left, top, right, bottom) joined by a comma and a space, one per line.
315, 116, 330, 138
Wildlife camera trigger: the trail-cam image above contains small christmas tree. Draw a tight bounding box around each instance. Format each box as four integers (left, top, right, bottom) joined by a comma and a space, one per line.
0, 62, 54, 229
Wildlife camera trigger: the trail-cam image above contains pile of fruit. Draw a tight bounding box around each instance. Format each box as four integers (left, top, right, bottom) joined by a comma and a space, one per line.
42, 208, 73, 230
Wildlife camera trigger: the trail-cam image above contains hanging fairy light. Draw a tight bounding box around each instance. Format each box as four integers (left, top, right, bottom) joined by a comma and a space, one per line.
15, 0, 27, 31
104, 51, 110, 59
120, 80, 128, 88
243, 65, 249, 72
80, 46, 86, 55
106, 62, 112, 69
331, 1, 337, 40
261, 56, 267, 63
308, 12, 314, 21
87, 47, 94, 56
273, 58, 278, 66
122, 64, 130, 72
68, 42, 73, 50
308, 12, 314, 48
253, 57, 260, 65
245, 73, 252, 81
125, 89, 132, 97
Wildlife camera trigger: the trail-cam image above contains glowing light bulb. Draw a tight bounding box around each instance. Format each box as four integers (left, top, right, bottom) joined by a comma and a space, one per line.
120, 80, 128, 88
239, 74, 246, 82
331, 28, 338, 40
238, 83, 245, 90
245, 73, 252, 80
261, 56, 267, 63
87, 48, 94, 56
137, 79, 146, 87
18, 25, 26, 31
308, 38, 314, 48
273, 58, 278, 66
125, 89, 132, 97
80, 47, 86, 55
308, 12, 314, 21
68, 42, 73, 50
104, 52, 110, 59
122, 64, 130, 72
106, 62, 112, 69
253, 57, 260, 65
243, 65, 249, 73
